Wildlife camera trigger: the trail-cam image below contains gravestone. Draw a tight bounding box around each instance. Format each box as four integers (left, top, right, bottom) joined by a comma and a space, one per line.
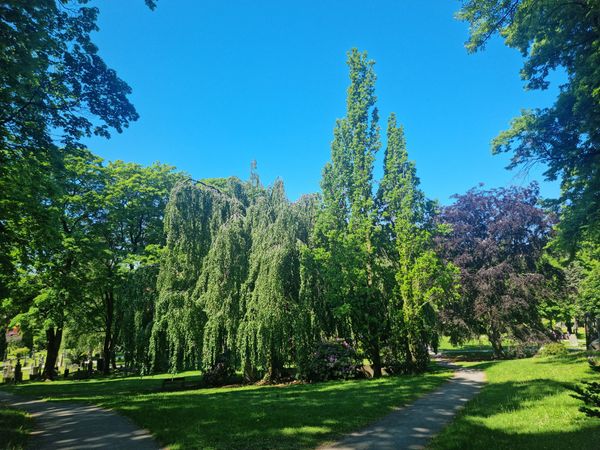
568, 334, 579, 347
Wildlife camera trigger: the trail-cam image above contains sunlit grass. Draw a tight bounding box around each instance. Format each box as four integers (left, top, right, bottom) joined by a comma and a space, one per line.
430, 352, 600, 449
2, 367, 452, 449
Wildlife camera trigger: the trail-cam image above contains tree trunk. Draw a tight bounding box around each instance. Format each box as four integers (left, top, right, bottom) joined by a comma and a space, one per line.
243, 365, 258, 383
371, 341, 382, 378
102, 290, 114, 375
266, 345, 282, 383
583, 313, 599, 349
43, 327, 63, 380
566, 320, 573, 335
488, 330, 504, 358
0, 328, 6, 360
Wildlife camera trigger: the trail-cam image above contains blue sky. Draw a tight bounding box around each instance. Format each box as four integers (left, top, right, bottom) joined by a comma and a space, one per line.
86, 0, 560, 203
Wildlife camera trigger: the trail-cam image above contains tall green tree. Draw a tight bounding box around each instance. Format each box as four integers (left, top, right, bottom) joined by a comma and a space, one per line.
310, 49, 387, 377
237, 180, 306, 381
195, 215, 249, 371
0, 0, 146, 354
378, 114, 459, 371
90, 161, 181, 373
10, 150, 106, 379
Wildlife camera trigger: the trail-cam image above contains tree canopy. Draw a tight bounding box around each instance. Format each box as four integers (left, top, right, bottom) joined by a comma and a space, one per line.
457, 0, 600, 254
1, 0, 597, 383
438, 184, 553, 356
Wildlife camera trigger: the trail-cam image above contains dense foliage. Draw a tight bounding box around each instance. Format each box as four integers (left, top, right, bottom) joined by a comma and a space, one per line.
146, 50, 460, 379
457, 0, 600, 254
438, 185, 552, 356
1, 0, 597, 386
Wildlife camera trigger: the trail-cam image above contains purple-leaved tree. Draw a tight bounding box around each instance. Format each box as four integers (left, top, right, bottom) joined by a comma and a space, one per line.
438, 184, 553, 357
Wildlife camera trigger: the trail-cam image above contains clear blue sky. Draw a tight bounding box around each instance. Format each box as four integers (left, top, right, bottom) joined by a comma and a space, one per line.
86, 0, 560, 203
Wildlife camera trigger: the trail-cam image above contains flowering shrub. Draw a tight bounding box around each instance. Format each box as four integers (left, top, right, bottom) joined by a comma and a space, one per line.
302, 339, 361, 382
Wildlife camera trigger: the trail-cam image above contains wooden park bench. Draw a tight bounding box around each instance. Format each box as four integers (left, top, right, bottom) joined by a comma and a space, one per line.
161, 376, 187, 391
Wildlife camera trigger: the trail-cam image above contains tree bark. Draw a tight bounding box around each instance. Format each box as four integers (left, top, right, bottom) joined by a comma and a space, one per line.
488, 329, 504, 358
0, 328, 6, 360
265, 344, 282, 382
102, 290, 114, 375
371, 340, 382, 378
43, 327, 63, 380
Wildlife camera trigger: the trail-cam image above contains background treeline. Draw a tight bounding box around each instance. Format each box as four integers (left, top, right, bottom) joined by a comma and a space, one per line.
1, 1, 599, 381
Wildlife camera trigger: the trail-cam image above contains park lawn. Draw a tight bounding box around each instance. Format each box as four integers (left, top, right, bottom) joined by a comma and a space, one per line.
438, 335, 496, 351
430, 352, 600, 450
2, 367, 452, 449
0, 402, 32, 450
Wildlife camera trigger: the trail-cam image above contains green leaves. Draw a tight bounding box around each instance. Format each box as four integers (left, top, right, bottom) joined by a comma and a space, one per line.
457, 0, 600, 252
150, 174, 316, 379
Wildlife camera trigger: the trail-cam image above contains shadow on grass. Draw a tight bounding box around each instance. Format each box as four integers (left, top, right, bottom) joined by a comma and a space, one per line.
0, 402, 32, 450
103, 372, 451, 449
2, 373, 203, 401
435, 417, 600, 450
432, 377, 600, 450
458, 361, 499, 371
535, 352, 598, 366
440, 350, 497, 362
1, 367, 453, 449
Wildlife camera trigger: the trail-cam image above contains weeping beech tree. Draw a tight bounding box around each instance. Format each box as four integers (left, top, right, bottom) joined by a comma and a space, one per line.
151, 174, 315, 378
195, 215, 249, 370
119, 261, 160, 372
237, 180, 307, 381
150, 178, 245, 372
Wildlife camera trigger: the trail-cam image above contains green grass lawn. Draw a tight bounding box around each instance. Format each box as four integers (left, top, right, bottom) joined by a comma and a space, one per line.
1, 367, 452, 449
0, 402, 32, 450
438, 335, 496, 350
430, 352, 600, 450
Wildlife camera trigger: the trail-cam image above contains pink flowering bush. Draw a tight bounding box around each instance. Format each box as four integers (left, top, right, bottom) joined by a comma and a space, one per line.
302, 339, 361, 382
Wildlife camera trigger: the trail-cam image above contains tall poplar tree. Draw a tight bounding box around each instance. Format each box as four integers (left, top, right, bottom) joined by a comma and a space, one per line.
310, 49, 386, 377
379, 114, 459, 372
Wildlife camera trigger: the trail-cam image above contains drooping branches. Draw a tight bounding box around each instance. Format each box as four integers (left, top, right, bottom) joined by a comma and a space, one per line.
151, 176, 315, 378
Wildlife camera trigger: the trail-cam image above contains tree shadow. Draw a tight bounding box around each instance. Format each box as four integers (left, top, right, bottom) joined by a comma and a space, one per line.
432, 377, 600, 449
98, 372, 451, 449
0, 401, 32, 448
434, 417, 600, 450
2, 368, 454, 449
2, 373, 203, 401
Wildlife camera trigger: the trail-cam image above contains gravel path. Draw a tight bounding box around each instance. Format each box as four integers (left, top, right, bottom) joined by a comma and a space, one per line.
0, 390, 160, 450
319, 361, 486, 450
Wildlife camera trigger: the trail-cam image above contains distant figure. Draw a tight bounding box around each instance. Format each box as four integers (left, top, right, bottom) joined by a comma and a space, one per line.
14, 359, 23, 383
